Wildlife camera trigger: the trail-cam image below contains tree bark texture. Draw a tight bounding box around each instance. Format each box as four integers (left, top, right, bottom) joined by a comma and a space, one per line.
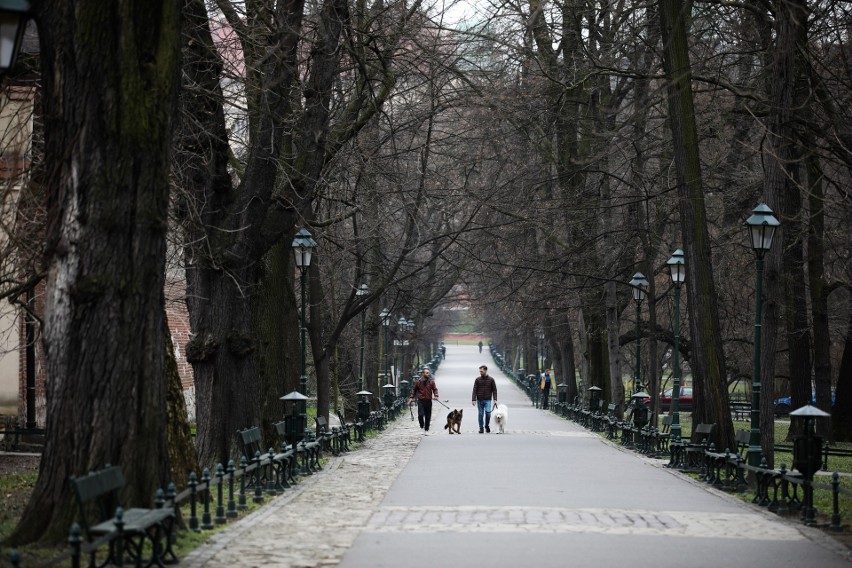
11, 0, 181, 544
659, 0, 734, 451
760, 0, 809, 458
832, 309, 852, 441
806, 149, 832, 438
175, 0, 268, 467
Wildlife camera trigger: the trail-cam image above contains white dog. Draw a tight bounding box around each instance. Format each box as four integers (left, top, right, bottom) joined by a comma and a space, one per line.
492, 403, 509, 434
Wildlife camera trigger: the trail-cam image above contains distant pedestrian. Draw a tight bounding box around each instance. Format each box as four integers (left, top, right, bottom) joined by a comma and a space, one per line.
540, 368, 553, 410
471, 365, 497, 433
478, 340, 483, 353
440, 343, 446, 359
409, 368, 439, 432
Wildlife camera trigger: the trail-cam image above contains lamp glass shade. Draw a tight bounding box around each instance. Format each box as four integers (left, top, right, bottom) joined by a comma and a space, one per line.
356, 283, 368, 296
380, 309, 390, 324
291, 228, 317, 269
629, 272, 648, 302
745, 203, 780, 253
667, 249, 686, 284
0, 1, 29, 72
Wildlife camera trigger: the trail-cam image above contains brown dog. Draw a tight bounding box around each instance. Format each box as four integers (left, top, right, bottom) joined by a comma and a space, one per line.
444, 409, 463, 434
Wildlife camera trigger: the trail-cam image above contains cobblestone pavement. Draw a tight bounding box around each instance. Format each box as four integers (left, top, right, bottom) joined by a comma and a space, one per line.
180, 417, 424, 568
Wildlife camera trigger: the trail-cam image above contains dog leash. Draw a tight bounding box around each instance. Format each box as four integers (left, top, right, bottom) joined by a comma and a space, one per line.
433, 398, 450, 409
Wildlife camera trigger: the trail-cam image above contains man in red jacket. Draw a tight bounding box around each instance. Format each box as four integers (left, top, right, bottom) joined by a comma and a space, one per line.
409, 368, 439, 432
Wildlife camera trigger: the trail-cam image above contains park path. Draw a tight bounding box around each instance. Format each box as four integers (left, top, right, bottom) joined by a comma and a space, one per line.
182, 344, 850, 568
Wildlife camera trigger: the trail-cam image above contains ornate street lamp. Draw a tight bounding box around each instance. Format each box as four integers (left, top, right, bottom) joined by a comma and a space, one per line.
0, 1, 29, 74
666, 249, 686, 442
380, 309, 391, 385
629, 272, 649, 395
745, 204, 780, 467
356, 283, 369, 392
397, 316, 407, 377
292, 228, 317, 438
407, 318, 416, 370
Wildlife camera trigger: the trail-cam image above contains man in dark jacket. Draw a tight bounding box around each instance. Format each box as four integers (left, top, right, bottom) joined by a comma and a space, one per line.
409, 368, 439, 432
471, 365, 498, 433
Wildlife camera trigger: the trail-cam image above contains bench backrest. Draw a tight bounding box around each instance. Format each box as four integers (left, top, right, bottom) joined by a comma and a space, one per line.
70, 466, 125, 537
693, 423, 715, 442
661, 415, 672, 432
316, 416, 328, 433
273, 421, 287, 442
237, 427, 263, 459
735, 429, 750, 455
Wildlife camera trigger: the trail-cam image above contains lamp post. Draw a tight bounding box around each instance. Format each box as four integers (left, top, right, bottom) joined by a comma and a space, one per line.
397, 316, 407, 378
292, 228, 317, 439
0, 1, 29, 75
629, 272, 649, 395
356, 283, 368, 392
380, 309, 391, 385
407, 318, 416, 370
666, 249, 686, 442
745, 204, 780, 467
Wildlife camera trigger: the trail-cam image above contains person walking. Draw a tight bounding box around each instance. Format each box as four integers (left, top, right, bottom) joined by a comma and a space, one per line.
409, 368, 439, 432
471, 365, 497, 433
540, 368, 553, 410
478, 340, 483, 353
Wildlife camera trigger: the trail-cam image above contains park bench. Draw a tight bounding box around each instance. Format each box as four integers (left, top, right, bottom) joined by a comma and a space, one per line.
652, 415, 673, 456
729, 395, 750, 421
679, 423, 716, 472
271, 419, 321, 476
689, 428, 751, 492
336, 410, 355, 448
604, 403, 620, 440
237, 426, 292, 493
70, 465, 176, 568
314, 416, 338, 455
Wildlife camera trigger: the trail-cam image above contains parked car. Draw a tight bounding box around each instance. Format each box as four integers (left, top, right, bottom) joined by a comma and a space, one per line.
773, 388, 835, 416
659, 387, 693, 412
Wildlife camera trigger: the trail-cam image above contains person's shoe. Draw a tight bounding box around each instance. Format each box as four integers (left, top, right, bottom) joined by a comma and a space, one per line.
479, 429, 484, 434
485, 426, 490, 433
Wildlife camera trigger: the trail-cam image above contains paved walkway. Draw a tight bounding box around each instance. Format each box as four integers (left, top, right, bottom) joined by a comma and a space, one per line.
182, 345, 851, 568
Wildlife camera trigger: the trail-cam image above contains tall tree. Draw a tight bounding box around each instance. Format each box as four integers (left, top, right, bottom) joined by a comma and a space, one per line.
10, 0, 181, 544
658, 0, 734, 451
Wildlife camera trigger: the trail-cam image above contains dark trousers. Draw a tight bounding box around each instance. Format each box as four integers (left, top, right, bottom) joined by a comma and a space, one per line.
542, 389, 550, 409
417, 399, 433, 430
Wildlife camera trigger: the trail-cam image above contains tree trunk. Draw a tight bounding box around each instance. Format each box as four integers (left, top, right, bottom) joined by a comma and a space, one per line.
832, 309, 852, 441
760, 0, 810, 460
557, 312, 579, 403
659, 0, 734, 451
605, 282, 624, 414
175, 0, 266, 467
255, 243, 299, 440
10, 0, 181, 544
806, 149, 832, 438
165, 324, 198, 488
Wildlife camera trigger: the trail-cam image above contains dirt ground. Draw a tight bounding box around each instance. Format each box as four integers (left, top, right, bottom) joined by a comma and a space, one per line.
0, 453, 40, 474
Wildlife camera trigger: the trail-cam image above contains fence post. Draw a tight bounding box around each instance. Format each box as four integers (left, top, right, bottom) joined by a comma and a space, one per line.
227, 460, 238, 518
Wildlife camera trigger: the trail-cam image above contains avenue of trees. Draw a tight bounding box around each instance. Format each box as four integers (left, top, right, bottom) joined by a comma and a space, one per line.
0, 0, 849, 545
